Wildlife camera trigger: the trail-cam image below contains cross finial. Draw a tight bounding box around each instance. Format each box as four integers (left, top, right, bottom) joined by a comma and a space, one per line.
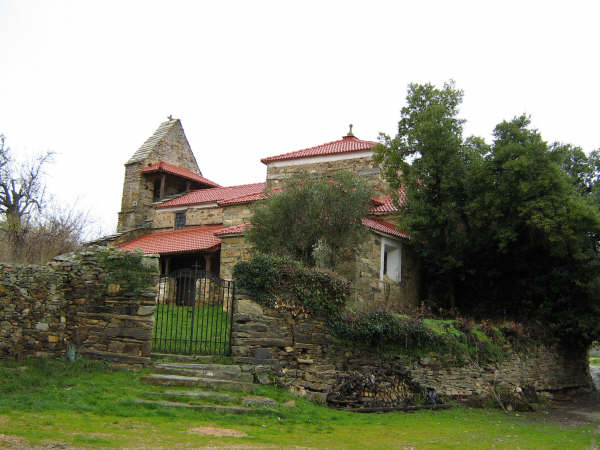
168, 115, 173, 120
346, 124, 354, 137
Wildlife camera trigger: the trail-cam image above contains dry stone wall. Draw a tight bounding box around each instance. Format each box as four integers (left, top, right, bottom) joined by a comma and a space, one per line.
0, 247, 159, 367
232, 296, 592, 407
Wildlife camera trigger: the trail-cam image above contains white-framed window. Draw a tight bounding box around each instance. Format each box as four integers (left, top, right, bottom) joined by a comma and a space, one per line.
380, 237, 401, 283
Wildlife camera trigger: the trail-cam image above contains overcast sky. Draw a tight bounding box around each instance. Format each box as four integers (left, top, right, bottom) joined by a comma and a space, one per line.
1, 0, 598, 235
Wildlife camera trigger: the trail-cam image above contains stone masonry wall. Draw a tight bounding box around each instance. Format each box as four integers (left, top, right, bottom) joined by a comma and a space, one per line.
151, 206, 224, 230
336, 232, 420, 311
0, 247, 159, 367
223, 204, 253, 228
265, 156, 387, 194
232, 296, 592, 406
220, 235, 253, 280
144, 120, 199, 173
117, 120, 200, 233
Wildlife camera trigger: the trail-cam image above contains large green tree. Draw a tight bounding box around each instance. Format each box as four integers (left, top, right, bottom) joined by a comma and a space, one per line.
375, 83, 600, 346
375, 82, 481, 306
247, 170, 373, 269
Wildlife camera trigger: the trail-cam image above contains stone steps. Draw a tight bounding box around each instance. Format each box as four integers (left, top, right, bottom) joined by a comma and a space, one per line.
151, 353, 227, 363
153, 362, 254, 382
142, 373, 259, 391
137, 355, 278, 413
147, 390, 234, 401
146, 390, 279, 407
132, 398, 261, 414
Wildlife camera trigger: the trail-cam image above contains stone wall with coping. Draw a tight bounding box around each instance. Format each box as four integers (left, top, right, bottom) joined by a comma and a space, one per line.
0, 247, 159, 367
232, 296, 592, 406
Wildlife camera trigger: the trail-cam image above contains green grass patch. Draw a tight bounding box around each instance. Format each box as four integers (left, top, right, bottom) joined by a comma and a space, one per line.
419, 318, 505, 365
0, 358, 596, 449
152, 304, 231, 355
590, 356, 600, 366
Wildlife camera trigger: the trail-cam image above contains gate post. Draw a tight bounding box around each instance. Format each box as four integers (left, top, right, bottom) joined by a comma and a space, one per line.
229, 281, 235, 356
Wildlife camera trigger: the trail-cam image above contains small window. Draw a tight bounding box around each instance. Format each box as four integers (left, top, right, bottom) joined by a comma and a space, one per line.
174, 212, 186, 230
380, 239, 401, 282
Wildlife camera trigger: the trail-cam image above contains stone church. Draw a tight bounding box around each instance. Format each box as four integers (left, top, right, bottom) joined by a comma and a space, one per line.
110, 117, 419, 309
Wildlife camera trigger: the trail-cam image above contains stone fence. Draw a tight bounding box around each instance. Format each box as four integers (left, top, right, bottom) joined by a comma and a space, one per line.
0, 247, 159, 367
231, 295, 592, 407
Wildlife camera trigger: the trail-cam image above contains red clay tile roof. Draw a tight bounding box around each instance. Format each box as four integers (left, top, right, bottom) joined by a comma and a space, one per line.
261, 135, 377, 164
370, 194, 398, 215
368, 186, 407, 215
217, 191, 267, 206
214, 223, 250, 236
216, 186, 284, 206
157, 182, 266, 208
118, 225, 223, 255
142, 161, 221, 188
362, 218, 408, 239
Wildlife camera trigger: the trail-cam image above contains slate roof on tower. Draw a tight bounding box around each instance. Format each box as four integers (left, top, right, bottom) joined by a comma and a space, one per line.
127, 117, 181, 164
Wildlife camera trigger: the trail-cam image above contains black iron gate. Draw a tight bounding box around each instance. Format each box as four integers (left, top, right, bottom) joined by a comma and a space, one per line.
152, 269, 234, 355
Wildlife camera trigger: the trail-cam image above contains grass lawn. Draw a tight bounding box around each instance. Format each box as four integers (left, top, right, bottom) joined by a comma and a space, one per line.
590, 356, 600, 366
153, 304, 231, 355
0, 358, 597, 449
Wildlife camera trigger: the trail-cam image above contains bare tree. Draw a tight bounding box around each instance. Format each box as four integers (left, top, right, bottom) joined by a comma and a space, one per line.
22, 203, 91, 263
0, 134, 54, 261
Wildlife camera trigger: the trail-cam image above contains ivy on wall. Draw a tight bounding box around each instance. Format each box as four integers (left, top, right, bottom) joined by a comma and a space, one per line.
234, 253, 530, 364
96, 248, 157, 295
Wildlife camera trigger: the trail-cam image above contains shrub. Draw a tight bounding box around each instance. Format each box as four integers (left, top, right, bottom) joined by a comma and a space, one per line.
233, 253, 350, 314
96, 248, 156, 295
331, 309, 441, 349
234, 254, 515, 363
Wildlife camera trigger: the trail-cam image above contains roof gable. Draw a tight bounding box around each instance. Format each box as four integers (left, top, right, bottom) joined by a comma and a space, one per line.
127, 118, 201, 175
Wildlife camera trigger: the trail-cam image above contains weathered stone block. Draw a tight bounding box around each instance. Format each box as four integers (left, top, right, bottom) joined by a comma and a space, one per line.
236, 299, 264, 316
137, 305, 155, 316
35, 322, 49, 331
105, 327, 152, 340
255, 348, 271, 359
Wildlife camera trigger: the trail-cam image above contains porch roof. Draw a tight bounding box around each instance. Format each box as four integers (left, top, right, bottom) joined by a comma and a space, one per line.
118, 225, 223, 255
362, 218, 408, 239
141, 161, 221, 188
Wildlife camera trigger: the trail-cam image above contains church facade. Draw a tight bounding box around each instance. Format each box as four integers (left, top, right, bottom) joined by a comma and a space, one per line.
112, 118, 419, 310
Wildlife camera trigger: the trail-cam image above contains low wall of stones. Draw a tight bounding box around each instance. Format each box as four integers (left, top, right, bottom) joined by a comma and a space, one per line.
232, 296, 592, 407
0, 247, 159, 367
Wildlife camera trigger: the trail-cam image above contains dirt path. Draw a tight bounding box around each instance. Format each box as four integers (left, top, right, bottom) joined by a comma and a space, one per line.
525, 389, 600, 429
